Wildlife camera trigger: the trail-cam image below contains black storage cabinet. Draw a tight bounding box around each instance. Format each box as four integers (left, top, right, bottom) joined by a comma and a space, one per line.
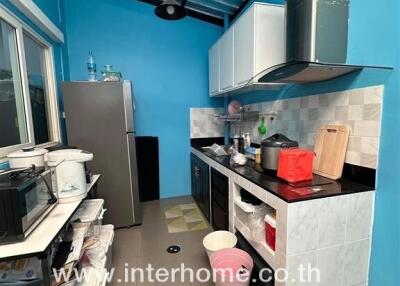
211, 167, 229, 231
136, 136, 160, 202
191, 154, 210, 221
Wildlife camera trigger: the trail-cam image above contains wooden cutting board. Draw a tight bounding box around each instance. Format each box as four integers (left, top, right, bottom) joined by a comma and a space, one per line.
313, 125, 350, 180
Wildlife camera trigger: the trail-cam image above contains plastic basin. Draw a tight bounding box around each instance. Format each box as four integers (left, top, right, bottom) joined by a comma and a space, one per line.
203, 231, 237, 257
210, 248, 254, 286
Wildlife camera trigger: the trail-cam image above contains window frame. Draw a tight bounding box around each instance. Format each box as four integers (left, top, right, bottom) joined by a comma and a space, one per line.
0, 5, 61, 159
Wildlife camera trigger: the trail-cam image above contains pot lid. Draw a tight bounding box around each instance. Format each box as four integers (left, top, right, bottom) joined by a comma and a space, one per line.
261, 133, 298, 148
47, 149, 93, 162
7, 148, 48, 158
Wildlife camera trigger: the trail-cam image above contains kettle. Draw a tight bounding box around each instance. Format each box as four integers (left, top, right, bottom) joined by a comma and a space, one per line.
46, 149, 93, 203
261, 134, 298, 171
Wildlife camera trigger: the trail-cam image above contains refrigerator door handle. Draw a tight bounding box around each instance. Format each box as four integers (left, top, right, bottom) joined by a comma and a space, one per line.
123, 80, 134, 133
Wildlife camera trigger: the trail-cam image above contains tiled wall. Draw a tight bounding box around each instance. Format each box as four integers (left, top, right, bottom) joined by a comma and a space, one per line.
231, 86, 384, 169
190, 108, 225, 139
282, 192, 375, 286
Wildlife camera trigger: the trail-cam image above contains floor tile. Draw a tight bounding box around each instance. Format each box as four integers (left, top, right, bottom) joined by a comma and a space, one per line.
110, 196, 213, 286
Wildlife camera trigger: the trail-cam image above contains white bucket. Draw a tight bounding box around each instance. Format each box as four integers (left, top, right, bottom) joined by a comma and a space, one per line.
203, 231, 237, 258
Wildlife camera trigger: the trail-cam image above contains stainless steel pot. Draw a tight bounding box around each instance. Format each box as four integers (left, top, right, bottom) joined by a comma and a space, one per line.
261, 134, 298, 171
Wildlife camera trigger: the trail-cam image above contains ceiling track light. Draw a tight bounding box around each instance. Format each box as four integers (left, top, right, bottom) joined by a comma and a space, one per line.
155, 0, 187, 20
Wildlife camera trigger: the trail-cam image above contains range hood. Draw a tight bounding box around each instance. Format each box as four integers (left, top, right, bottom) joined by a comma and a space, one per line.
257, 61, 362, 84
259, 0, 360, 84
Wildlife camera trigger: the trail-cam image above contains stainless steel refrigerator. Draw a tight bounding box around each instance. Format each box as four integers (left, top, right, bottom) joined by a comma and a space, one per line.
62, 80, 142, 227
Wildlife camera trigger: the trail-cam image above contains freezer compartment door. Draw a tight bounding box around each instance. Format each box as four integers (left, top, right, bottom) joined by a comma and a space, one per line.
62, 80, 135, 133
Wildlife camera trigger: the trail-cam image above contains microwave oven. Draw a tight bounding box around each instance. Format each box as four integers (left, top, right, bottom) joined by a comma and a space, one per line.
0, 168, 57, 244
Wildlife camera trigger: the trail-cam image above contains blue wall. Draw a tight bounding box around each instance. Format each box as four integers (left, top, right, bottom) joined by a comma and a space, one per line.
230, 1, 400, 285
63, 0, 223, 198
2, 0, 399, 283
351, 2, 400, 286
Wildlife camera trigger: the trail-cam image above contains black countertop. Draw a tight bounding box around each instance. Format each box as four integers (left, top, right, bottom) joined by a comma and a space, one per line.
191, 138, 375, 203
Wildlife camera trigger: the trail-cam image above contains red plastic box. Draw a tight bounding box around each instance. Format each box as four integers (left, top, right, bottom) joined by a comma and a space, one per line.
264, 214, 276, 251
277, 148, 314, 183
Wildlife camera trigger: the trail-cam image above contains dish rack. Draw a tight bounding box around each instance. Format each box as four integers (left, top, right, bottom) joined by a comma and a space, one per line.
215, 110, 259, 122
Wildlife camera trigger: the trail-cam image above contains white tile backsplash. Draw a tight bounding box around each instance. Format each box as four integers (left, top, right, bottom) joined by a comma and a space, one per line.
360, 153, 378, 169
190, 108, 224, 138
318, 107, 335, 121
232, 85, 383, 169
363, 104, 381, 121
364, 86, 383, 104
309, 95, 320, 108
360, 137, 379, 155
353, 120, 380, 137
345, 150, 362, 166
348, 105, 364, 121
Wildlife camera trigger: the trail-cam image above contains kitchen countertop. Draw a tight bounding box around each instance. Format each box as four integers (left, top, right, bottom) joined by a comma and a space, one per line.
192, 145, 374, 203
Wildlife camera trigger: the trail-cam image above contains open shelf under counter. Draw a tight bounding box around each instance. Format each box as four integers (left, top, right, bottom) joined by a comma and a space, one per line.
77, 225, 114, 286
234, 217, 276, 270
0, 175, 101, 261
87, 174, 101, 191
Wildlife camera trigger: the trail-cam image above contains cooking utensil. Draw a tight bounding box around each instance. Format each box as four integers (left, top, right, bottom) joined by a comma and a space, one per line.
261, 134, 298, 171
258, 116, 267, 136
313, 125, 350, 180
7, 148, 48, 168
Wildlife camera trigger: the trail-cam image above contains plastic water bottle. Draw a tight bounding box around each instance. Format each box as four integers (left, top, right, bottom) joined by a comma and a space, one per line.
87, 51, 97, 81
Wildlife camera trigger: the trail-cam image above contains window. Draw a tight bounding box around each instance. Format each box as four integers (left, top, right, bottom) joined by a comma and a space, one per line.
0, 19, 28, 148
0, 7, 60, 157
24, 32, 51, 145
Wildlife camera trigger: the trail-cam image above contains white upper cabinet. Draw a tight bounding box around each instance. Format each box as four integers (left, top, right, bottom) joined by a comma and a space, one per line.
234, 6, 255, 87
253, 4, 286, 78
209, 3, 285, 96
209, 42, 220, 95
219, 27, 234, 91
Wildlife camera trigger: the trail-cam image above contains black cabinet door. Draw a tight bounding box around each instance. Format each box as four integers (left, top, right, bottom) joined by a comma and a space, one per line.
191, 155, 200, 203
211, 168, 229, 230
200, 159, 210, 221
191, 154, 210, 221
212, 200, 228, 231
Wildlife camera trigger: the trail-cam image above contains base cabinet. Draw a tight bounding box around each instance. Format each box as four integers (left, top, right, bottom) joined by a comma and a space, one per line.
211, 168, 229, 231
192, 149, 375, 286
191, 154, 210, 221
